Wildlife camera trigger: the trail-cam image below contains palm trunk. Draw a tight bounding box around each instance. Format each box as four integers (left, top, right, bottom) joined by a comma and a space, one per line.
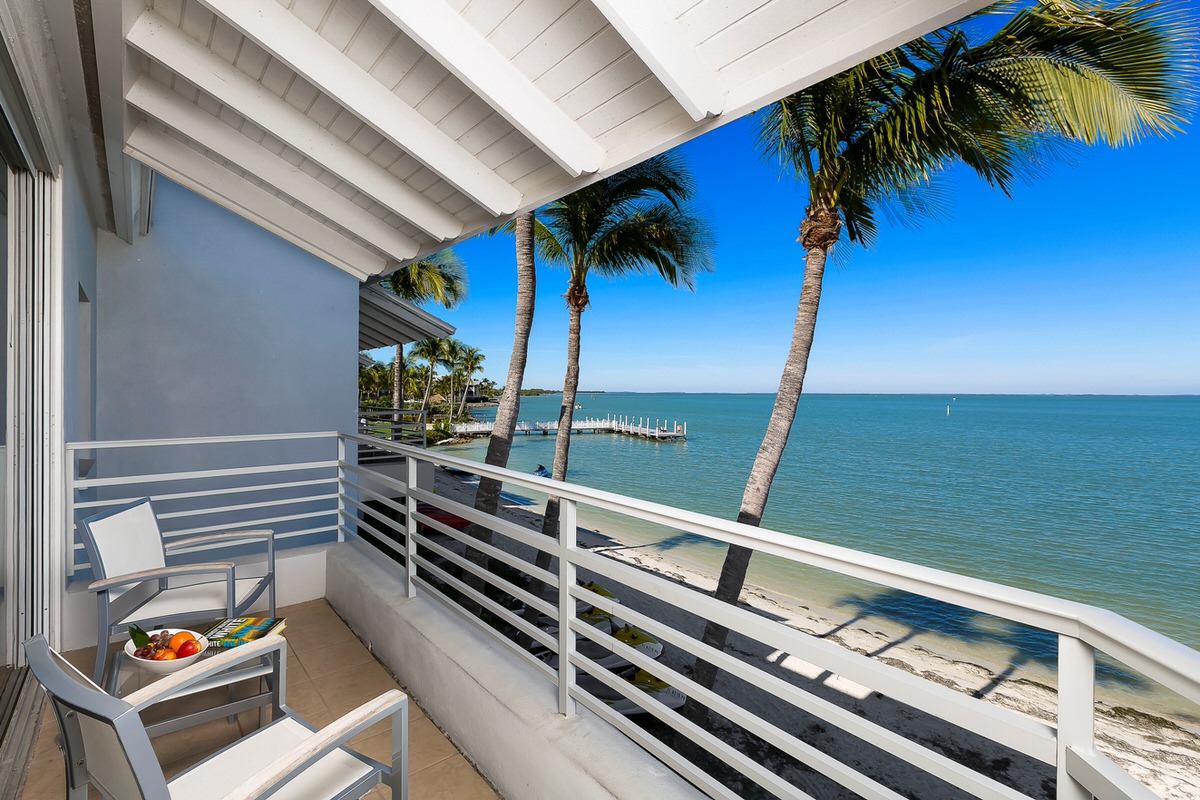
421, 362, 434, 414
456, 376, 470, 419
528, 296, 582, 613
467, 212, 536, 591
685, 240, 828, 718
393, 344, 403, 437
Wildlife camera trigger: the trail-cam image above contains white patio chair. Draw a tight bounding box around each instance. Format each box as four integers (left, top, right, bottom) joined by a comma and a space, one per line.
79, 497, 276, 685
24, 633, 408, 800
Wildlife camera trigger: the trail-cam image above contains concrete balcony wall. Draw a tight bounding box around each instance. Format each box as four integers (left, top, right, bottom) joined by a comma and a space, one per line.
327, 541, 703, 800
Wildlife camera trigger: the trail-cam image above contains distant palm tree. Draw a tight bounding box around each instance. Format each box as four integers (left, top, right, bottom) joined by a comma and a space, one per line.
382, 251, 466, 410
410, 338, 444, 414
440, 338, 465, 422
691, 0, 1195, 711
455, 346, 486, 419
535, 153, 713, 544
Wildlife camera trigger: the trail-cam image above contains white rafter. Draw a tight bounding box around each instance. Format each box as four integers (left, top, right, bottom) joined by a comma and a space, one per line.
590, 0, 724, 122
125, 11, 463, 243
366, 0, 603, 178
126, 77, 420, 263
192, 0, 522, 216
125, 123, 384, 281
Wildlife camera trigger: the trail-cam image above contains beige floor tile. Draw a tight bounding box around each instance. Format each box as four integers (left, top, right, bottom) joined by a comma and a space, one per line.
410, 754, 498, 800
281, 677, 333, 725
296, 638, 376, 679
316, 660, 401, 716
405, 716, 459, 772
283, 618, 362, 655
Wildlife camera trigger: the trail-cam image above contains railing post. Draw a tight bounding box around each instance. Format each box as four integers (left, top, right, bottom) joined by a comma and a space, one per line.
336, 435, 348, 542
1056, 634, 1095, 799
557, 497, 578, 716
404, 455, 418, 598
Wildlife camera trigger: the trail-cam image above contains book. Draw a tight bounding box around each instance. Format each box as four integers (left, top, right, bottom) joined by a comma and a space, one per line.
201, 617, 287, 648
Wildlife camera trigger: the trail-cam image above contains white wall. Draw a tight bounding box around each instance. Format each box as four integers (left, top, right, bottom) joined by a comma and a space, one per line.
95, 178, 357, 441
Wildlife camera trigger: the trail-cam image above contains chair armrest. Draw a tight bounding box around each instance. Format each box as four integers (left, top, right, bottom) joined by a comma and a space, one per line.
223, 689, 408, 800
162, 529, 275, 550
125, 634, 288, 710
88, 563, 234, 593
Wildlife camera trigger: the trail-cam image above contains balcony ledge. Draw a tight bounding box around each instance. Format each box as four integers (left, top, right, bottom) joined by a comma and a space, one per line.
326, 540, 703, 800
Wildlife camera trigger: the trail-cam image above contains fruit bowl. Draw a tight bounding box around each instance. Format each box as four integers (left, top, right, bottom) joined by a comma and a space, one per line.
125, 628, 209, 674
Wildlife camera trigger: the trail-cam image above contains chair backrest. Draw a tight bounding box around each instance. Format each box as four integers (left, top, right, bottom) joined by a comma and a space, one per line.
24, 635, 170, 800
79, 498, 167, 580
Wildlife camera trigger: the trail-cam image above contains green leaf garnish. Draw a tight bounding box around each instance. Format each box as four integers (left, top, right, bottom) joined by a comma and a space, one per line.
128, 624, 150, 647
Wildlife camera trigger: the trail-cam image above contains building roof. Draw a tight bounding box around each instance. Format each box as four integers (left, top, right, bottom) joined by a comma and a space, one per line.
359, 284, 456, 349
54, 0, 986, 280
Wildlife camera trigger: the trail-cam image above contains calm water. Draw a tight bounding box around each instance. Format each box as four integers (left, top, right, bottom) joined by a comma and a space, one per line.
443, 393, 1200, 650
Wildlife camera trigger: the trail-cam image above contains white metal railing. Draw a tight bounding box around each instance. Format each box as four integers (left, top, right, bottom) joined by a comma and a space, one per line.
341, 432, 1200, 800
358, 405, 426, 450
61, 431, 1199, 798
65, 432, 343, 574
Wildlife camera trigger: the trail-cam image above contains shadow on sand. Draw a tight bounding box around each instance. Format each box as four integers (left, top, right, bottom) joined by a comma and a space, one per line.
830, 588, 1149, 697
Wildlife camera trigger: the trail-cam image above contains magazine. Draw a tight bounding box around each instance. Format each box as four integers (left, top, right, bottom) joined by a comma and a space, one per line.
201, 617, 287, 648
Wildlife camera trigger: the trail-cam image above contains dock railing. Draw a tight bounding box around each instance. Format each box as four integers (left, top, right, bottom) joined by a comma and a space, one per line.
343, 432, 1199, 800
63, 431, 1199, 799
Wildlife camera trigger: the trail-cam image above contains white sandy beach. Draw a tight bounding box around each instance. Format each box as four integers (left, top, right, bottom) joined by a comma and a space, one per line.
431, 468, 1200, 799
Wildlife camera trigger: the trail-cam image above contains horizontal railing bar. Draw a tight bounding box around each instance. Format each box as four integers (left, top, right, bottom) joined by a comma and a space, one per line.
406, 484, 556, 556
411, 555, 554, 651
153, 493, 339, 522
413, 533, 557, 623
1064, 745, 1159, 800
570, 690, 745, 800
340, 460, 408, 495
75, 460, 338, 489
569, 551, 1057, 763
161, 510, 337, 541
339, 493, 405, 531
340, 512, 404, 554
571, 651, 842, 800
410, 573, 560, 683
71, 478, 337, 511
67, 431, 339, 450
72, 524, 337, 571
341, 485, 408, 523
341, 521, 406, 556
569, 617, 1030, 800
402, 506, 559, 591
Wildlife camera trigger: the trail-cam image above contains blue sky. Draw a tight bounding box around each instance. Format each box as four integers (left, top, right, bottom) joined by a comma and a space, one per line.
370, 99, 1200, 395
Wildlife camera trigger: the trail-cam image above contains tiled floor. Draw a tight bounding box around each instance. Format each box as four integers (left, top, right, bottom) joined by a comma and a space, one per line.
17, 600, 499, 799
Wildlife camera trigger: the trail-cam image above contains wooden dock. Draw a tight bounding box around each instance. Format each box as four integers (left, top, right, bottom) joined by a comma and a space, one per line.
452, 413, 686, 441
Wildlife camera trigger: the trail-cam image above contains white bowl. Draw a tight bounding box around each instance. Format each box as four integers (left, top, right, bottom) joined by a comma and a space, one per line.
125, 628, 209, 674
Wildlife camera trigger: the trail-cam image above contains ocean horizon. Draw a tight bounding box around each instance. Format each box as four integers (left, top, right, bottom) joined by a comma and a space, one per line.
441, 393, 1200, 653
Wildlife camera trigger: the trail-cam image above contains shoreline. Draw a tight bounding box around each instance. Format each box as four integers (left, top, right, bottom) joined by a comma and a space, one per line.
432, 467, 1200, 798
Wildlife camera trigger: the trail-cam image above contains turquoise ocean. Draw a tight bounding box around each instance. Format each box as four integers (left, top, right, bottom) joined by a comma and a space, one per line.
439, 394, 1200, 657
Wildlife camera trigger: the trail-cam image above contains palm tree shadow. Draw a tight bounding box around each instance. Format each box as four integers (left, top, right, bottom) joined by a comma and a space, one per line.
833, 589, 1149, 697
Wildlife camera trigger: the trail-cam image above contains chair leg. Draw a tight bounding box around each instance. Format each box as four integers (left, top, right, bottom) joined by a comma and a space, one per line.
382, 704, 409, 800
93, 600, 111, 685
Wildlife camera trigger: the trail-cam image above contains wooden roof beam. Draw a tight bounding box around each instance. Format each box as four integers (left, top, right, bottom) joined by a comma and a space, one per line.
125, 123, 383, 281
194, 0, 522, 216
126, 11, 463, 242
126, 77, 420, 263
591, 0, 724, 122
367, 0, 603, 178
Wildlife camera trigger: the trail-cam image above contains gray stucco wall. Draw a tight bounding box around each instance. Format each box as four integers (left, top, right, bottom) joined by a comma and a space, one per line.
95, 177, 357, 441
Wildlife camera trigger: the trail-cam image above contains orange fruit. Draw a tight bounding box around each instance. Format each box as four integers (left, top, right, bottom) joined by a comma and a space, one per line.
152, 648, 177, 661
168, 631, 196, 652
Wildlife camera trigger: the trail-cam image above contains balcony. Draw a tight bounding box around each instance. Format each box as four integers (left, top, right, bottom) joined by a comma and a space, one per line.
37, 431, 1200, 799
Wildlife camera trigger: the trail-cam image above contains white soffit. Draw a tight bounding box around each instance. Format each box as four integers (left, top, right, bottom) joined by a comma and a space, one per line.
359, 284, 456, 350
87, 0, 988, 280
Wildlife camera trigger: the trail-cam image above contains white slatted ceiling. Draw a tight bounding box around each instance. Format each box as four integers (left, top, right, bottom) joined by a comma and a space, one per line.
105, 0, 987, 277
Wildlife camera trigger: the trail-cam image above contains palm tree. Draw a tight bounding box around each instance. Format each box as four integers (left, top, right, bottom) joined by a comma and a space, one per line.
382, 251, 466, 410
410, 337, 444, 414
692, 0, 1194, 704
467, 212, 537, 585
440, 338, 465, 422
455, 346, 486, 419
535, 153, 713, 545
